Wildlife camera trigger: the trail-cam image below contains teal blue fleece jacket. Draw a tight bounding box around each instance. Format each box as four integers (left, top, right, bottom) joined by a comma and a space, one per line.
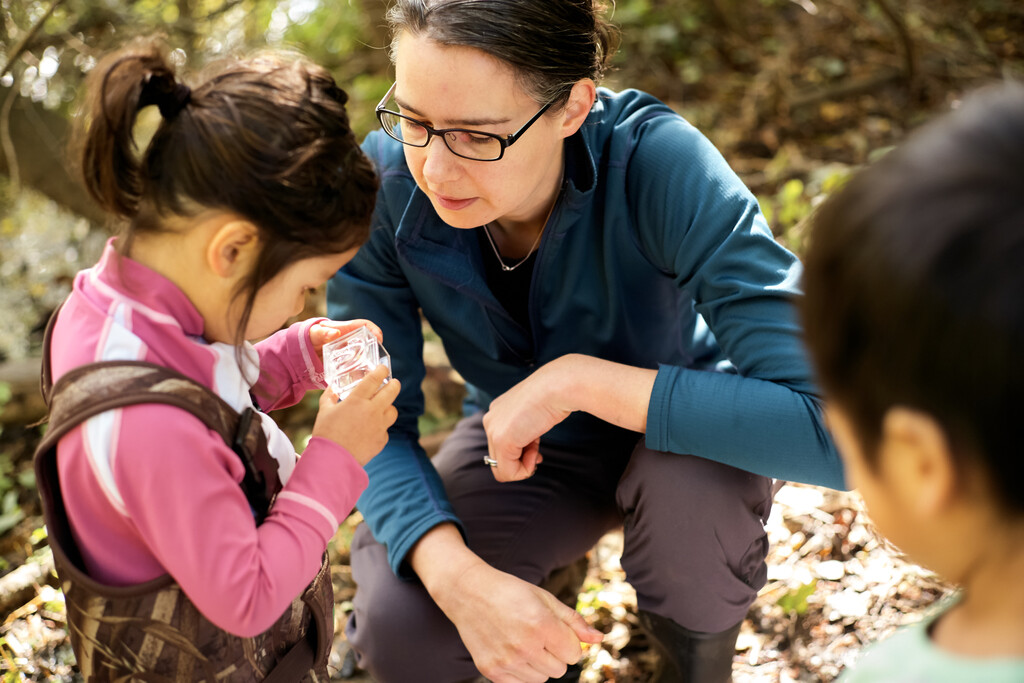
327, 88, 844, 577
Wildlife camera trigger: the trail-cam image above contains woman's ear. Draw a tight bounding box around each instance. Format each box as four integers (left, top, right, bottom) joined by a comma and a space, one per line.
207, 219, 260, 279
880, 406, 957, 518
559, 79, 597, 139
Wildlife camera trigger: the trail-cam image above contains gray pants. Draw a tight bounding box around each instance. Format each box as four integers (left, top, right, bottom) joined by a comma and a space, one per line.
346, 413, 776, 682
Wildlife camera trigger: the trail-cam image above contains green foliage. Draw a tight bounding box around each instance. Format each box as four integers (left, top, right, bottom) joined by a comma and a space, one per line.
30, 525, 48, 546
759, 168, 852, 255
0, 383, 35, 535
0, 189, 104, 361
606, 0, 719, 96
760, 178, 812, 236
0, 488, 25, 536
0, 454, 15, 495
777, 579, 818, 616
1, 0, 388, 120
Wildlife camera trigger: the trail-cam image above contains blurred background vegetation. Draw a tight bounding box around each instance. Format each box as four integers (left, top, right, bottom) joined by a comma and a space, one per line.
0, 0, 1021, 677
1, 0, 1022, 365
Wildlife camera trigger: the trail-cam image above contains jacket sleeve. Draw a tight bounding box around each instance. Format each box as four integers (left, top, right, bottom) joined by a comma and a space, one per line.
108, 406, 366, 637
250, 318, 327, 412
627, 114, 845, 490
326, 135, 462, 577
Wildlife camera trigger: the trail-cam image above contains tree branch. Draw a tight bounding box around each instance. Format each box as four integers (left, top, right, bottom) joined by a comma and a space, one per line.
0, 0, 67, 82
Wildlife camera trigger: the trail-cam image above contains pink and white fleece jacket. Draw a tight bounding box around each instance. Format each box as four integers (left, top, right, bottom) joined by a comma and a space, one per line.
49, 240, 368, 637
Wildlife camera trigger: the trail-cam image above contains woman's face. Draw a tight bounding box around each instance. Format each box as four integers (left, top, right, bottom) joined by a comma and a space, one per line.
392, 31, 569, 230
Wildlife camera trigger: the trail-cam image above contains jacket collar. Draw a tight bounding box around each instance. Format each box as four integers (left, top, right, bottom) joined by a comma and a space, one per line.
89, 238, 206, 338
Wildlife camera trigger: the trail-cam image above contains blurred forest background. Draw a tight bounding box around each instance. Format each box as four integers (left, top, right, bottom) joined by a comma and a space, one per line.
0, 0, 1022, 680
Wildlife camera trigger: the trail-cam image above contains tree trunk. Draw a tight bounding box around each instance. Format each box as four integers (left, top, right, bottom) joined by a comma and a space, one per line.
0, 86, 106, 225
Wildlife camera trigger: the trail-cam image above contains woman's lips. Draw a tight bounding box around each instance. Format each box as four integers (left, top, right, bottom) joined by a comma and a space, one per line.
434, 193, 477, 211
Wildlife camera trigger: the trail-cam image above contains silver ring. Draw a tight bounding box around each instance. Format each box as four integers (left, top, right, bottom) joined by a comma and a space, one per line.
483, 456, 498, 467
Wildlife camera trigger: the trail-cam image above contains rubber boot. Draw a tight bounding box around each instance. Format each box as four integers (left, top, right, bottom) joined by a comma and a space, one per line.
636, 610, 741, 683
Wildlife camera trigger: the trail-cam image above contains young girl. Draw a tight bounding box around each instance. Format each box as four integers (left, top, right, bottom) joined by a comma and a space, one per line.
39, 38, 399, 679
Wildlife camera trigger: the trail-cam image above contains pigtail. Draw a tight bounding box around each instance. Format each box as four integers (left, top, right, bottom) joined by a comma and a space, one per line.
74, 40, 185, 220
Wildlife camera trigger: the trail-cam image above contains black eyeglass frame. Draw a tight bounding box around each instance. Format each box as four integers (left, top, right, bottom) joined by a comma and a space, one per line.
375, 82, 554, 162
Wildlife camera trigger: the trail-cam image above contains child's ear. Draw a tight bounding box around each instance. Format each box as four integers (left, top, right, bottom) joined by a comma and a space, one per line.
881, 406, 957, 518
207, 220, 260, 279
560, 79, 596, 139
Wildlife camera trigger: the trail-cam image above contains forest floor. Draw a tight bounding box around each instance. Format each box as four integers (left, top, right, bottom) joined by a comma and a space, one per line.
1, 460, 953, 682
324, 482, 953, 682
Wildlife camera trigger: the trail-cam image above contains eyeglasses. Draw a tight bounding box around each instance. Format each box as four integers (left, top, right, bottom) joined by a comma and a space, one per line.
375, 82, 553, 162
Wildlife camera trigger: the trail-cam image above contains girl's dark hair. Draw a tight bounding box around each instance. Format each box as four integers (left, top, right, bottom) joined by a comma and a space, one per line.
73, 37, 378, 344
801, 80, 1024, 515
386, 0, 619, 108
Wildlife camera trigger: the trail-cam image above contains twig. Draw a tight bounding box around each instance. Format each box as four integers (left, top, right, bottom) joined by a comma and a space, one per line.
1, 86, 19, 191
789, 66, 903, 110
0, 0, 67, 82
871, 0, 917, 96
0, 0, 67, 192
0, 548, 56, 619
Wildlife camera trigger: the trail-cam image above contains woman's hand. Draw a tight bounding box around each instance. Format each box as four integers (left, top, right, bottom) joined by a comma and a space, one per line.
413, 524, 603, 683
309, 319, 383, 356
448, 563, 603, 682
482, 360, 572, 481
482, 355, 658, 482
311, 365, 399, 465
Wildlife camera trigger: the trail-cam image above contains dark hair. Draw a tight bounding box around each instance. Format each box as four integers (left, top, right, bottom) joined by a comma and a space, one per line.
800, 80, 1024, 515
385, 0, 619, 108
73, 37, 378, 344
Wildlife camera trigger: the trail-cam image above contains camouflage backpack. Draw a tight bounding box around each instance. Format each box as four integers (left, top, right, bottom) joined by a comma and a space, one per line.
33, 309, 334, 682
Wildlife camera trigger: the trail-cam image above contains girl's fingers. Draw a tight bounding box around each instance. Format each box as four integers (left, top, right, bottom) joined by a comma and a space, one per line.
345, 365, 393, 400
315, 319, 384, 344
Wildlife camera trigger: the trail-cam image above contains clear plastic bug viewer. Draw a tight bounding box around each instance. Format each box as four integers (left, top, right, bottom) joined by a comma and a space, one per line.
323, 326, 391, 400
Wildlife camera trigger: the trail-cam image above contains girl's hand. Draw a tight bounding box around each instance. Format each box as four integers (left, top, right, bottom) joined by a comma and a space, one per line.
309, 319, 383, 356
312, 365, 399, 465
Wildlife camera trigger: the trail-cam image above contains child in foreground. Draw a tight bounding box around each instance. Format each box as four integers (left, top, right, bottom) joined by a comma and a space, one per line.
801, 81, 1024, 682
38, 38, 399, 679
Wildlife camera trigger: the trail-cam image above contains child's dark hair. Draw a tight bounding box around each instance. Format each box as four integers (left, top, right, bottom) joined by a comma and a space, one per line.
74, 37, 378, 343
801, 81, 1024, 515
386, 0, 619, 109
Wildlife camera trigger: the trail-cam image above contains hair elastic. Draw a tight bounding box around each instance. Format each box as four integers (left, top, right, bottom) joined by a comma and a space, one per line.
158, 83, 191, 119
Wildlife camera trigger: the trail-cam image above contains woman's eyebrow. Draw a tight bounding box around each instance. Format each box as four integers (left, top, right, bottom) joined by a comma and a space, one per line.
394, 94, 510, 127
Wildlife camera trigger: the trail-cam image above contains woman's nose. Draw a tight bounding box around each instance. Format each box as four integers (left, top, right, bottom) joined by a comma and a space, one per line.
421, 135, 461, 185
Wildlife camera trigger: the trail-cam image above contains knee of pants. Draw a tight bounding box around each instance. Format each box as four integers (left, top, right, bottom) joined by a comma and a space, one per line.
346, 524, 477, 683
615, 444, 774, 631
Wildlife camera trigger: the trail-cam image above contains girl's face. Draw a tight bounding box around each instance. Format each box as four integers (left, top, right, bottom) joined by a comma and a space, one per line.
244, 249, 357, 340
391, 31, 569, 230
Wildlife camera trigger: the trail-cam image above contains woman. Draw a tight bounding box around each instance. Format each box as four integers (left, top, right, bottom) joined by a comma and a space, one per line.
327, 1, 844, 681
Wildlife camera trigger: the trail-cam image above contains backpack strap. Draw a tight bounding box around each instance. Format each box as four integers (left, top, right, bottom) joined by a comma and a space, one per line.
38, 304, 282, 522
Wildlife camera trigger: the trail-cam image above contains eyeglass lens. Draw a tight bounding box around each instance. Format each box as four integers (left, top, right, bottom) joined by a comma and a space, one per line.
378, 110, 504, 161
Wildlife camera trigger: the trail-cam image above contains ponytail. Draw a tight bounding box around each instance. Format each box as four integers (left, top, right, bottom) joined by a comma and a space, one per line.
70, 36, 377, 346
75, 40, 189, 220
